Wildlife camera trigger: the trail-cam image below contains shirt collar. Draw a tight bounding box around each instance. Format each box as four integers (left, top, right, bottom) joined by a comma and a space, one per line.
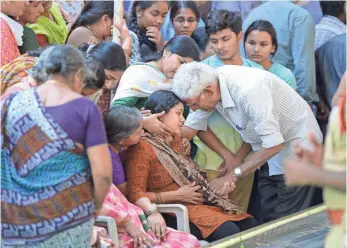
0, 12, 23, 46
218, 72, 235, 109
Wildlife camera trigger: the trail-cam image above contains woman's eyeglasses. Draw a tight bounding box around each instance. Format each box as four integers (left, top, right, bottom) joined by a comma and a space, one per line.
173, 17, 198, 25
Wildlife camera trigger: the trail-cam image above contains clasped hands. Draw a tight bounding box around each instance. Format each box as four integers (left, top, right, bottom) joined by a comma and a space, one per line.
208, 154, 244, 197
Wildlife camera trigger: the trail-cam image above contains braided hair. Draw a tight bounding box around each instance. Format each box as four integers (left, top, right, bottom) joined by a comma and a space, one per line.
127, 1, 168, 52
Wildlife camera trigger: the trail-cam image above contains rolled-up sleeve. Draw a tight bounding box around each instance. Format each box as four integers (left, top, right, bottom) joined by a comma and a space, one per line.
241, 86, 284, 148
184, 109, 212, 131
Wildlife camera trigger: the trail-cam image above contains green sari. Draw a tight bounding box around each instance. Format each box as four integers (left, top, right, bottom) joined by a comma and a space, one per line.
28, 1, 68, 45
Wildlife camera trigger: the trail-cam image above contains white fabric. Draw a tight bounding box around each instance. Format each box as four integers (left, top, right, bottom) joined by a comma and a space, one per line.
185, 65, 323, 176
315, 15, 346, 50
0, 12, 23, 46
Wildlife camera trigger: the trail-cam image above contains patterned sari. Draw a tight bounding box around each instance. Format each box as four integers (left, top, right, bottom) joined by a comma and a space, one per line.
1, 89, 95, 246
0, 54, 37, 99
101, 184, 200, 248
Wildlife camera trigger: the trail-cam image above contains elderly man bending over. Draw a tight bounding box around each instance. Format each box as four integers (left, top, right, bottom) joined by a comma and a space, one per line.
172, 62, 323, 223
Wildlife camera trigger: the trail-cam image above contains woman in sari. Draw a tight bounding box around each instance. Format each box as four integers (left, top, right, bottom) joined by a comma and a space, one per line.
28, 1, 69, 46
1, 45, 112, 247
111, 35, 200, 135
0, 48, 105, 102
95, 105, 199, 248
124, 91, 257, 242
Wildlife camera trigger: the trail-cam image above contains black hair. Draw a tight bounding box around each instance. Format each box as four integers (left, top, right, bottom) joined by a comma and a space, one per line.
104, 105, 143, 146
320, 1, 346, 17
143, 35, 201, 62
127, 1, 169, 50
206, 10, 242, 36
144, 90, 182, 114
244, 20, 278, 56
69, 1, 114, 36
84, 56, 105, 89
170, 0, 200, 23
192, 27, 209, 51
81, 42, 127, 71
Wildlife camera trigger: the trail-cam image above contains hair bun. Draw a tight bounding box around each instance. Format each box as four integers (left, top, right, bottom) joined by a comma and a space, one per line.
45, 61, 63, 74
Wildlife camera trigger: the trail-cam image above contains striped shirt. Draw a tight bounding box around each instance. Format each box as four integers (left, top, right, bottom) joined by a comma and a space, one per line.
315, 15, 346, 50
185, 65, 323, 176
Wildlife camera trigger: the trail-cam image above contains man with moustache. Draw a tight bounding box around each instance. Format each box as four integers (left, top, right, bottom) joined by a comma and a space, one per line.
193, 10, 263, 211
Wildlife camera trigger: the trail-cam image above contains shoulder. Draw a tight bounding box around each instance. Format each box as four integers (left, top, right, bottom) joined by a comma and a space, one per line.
125, 139, 156, 159
67, 27, 93, 46
243, 58, 264, 69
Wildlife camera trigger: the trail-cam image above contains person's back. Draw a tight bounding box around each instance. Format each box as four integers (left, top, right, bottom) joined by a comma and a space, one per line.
242, 1, 317, 103
316, 34, 346, 109
216, 65, 321, 147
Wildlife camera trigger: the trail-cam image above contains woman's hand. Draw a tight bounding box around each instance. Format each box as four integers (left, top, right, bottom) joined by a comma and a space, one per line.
124, 221, 155, 248
113, 19, 131, 42
175, 182, 204, 205
209, 174, 236, 196
143, 111, 173, 137
146, 212, 167, 242
140, 108, 152, 117
146, 27, 164, 49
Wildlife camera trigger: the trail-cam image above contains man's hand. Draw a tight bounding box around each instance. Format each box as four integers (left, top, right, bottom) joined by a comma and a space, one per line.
217, 152, 243, 178
209, 173, 237, 196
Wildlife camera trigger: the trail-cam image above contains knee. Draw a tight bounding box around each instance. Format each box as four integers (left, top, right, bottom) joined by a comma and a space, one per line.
207, 221, 240, 242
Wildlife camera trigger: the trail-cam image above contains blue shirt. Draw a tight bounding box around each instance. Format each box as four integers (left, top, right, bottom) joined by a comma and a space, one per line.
268, 63, 297, 89
316, 34, 346, 108
242, 1, 317, 103
202, 54, 263, 69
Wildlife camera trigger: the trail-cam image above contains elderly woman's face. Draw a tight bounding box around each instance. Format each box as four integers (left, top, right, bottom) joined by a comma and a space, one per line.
120, 122, 144, 149
160, 102, 185, 135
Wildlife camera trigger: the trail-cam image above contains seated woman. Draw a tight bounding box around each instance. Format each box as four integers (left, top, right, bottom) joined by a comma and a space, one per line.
124, 91, 257, 242
67, 1, 139, 65
28, 1, 69, 46
97, 105, 200, 248
1, 45, 111, 246
111, 35, 200, 135
244, 20, 296, 89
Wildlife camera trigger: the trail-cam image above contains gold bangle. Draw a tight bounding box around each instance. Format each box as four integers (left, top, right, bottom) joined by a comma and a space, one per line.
155, 192, 164, 204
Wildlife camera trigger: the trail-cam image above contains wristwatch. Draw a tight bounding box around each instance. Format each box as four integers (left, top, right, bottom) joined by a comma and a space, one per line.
234, 167, 243, 179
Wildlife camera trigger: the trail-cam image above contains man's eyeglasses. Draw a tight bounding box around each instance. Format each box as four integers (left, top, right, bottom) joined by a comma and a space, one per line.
174, 17, 198, 25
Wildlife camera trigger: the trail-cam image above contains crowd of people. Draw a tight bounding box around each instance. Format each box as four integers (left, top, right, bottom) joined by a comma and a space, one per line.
1, 1, 346, 248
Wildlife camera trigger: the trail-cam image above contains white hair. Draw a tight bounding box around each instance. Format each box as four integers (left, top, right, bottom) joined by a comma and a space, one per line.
172, 62, 218, 101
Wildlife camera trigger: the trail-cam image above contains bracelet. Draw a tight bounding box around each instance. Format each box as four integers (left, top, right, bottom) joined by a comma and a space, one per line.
155, 192, 164, 204
145, 209, 159, 218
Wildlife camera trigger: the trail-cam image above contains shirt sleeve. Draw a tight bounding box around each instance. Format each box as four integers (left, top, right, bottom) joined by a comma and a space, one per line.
109, 150, 126, 185
184, 109, 213, 131
85, 100, 108, 148
19, 27, 40, 54
291, 14, 317, 103
124, 140, 153, 203
240, 84, 284, 148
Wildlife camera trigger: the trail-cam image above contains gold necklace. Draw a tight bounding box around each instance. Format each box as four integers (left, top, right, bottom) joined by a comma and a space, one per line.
85, 25, 103, 42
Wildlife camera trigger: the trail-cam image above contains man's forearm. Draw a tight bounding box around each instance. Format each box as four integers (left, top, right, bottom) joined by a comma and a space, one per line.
240, 144, 283, 176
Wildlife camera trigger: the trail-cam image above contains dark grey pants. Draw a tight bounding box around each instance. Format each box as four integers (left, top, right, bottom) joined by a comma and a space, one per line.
248, 163, 322, 224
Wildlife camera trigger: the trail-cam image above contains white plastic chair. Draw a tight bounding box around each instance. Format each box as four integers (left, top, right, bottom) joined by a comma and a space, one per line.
96, 204, 209, 247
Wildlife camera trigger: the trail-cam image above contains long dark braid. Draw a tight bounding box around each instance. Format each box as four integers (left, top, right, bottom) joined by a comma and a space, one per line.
127, 1, 166, 52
